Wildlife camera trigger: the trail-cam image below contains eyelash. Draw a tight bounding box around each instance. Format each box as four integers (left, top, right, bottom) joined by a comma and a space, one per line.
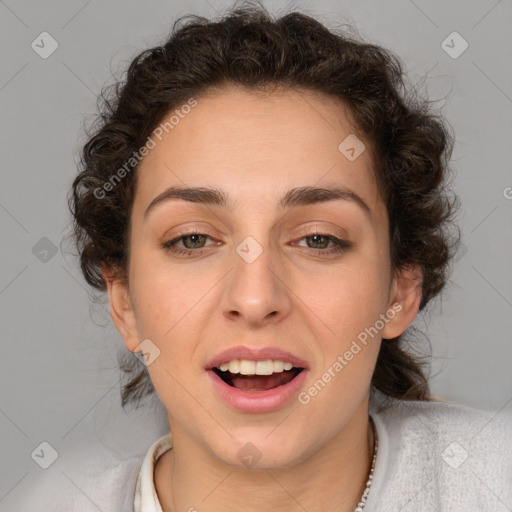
161, 230, 353, 257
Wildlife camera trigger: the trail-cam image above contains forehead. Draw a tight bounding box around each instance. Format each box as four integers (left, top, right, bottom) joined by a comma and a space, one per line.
133, 85, 382, 216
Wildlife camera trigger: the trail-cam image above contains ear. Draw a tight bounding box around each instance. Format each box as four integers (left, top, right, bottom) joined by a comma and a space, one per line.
102, 264, 140, 352
381, 264, 422, 340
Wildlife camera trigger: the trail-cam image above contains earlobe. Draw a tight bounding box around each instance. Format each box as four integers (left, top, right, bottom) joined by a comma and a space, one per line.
102, 264, 140, 352
382, 265, 422, 340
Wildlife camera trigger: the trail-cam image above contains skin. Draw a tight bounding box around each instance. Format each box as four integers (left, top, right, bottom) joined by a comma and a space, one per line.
103, 85, 422, 512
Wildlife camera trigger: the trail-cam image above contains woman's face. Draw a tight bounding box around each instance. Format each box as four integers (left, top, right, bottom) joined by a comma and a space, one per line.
107, 85, 418, 469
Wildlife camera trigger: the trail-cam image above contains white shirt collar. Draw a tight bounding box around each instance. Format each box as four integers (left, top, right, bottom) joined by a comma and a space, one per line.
134, 433, 173, 512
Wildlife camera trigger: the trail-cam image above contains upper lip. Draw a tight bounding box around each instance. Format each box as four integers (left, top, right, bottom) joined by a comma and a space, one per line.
205, 345, 309, 370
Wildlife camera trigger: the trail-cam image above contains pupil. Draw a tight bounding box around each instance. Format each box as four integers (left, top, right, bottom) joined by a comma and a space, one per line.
309, 235, 327, 249
185, 234, 204, 248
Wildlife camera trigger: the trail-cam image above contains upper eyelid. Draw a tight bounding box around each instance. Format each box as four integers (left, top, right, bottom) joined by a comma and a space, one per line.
167, 229, 345, 239
166, 222, 349, 238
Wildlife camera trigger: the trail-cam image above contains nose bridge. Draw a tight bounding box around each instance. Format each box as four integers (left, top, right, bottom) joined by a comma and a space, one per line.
221, 232, 291, 325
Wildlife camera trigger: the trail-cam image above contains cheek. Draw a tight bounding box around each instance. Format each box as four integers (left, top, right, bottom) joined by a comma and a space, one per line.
129, 248, 208, 337
301, 255, 390, 337
128, 258, 208, 406
297, 265, 387, 416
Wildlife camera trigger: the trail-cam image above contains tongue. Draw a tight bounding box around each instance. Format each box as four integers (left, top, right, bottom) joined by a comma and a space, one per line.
230, 370, 298, 391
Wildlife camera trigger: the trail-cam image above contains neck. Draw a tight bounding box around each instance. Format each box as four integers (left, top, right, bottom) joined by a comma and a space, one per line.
155, 398, 375, 512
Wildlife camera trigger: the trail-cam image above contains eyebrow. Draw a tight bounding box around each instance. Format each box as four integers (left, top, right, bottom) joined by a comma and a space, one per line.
143, 185, 371, 220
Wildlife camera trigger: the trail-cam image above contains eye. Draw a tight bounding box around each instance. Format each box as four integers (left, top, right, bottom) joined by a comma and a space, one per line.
295, 233, 352, 255
162, 231, 218, 256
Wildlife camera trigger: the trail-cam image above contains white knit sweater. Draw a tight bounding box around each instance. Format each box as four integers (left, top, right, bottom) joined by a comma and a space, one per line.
19, 389, 512, 511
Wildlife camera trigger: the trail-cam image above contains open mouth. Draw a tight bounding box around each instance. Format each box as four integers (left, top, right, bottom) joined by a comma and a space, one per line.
206, 353, 309, 412
212, 367, 304, 391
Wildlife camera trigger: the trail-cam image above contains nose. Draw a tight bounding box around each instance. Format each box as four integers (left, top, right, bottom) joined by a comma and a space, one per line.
220, 236, 292, 328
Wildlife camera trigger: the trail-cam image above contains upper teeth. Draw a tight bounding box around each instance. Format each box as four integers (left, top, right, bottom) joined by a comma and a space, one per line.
217, 359, 294, 375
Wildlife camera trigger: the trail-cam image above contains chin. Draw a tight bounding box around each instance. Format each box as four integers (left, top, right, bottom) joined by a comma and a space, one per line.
207, 431, 311, 471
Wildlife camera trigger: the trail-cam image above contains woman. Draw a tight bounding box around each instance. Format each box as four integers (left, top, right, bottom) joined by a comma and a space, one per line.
32, 3, 512, 511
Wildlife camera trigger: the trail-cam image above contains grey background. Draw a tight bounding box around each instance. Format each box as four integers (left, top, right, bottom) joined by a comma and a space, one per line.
1, 0, 511, 508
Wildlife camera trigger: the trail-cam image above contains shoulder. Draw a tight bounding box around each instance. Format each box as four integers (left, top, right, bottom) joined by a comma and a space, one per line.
14, 443, 143, 512
374, 390, 512, 444
369, 390, 512, 511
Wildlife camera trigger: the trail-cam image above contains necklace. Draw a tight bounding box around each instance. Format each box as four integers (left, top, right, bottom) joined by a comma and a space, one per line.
353, 416, 378, 512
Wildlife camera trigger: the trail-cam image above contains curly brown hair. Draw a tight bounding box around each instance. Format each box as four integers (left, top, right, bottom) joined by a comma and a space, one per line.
68, 1, 459, 408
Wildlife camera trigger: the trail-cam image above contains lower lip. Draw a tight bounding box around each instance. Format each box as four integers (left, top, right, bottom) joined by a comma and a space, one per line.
206, 369, 308, 413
